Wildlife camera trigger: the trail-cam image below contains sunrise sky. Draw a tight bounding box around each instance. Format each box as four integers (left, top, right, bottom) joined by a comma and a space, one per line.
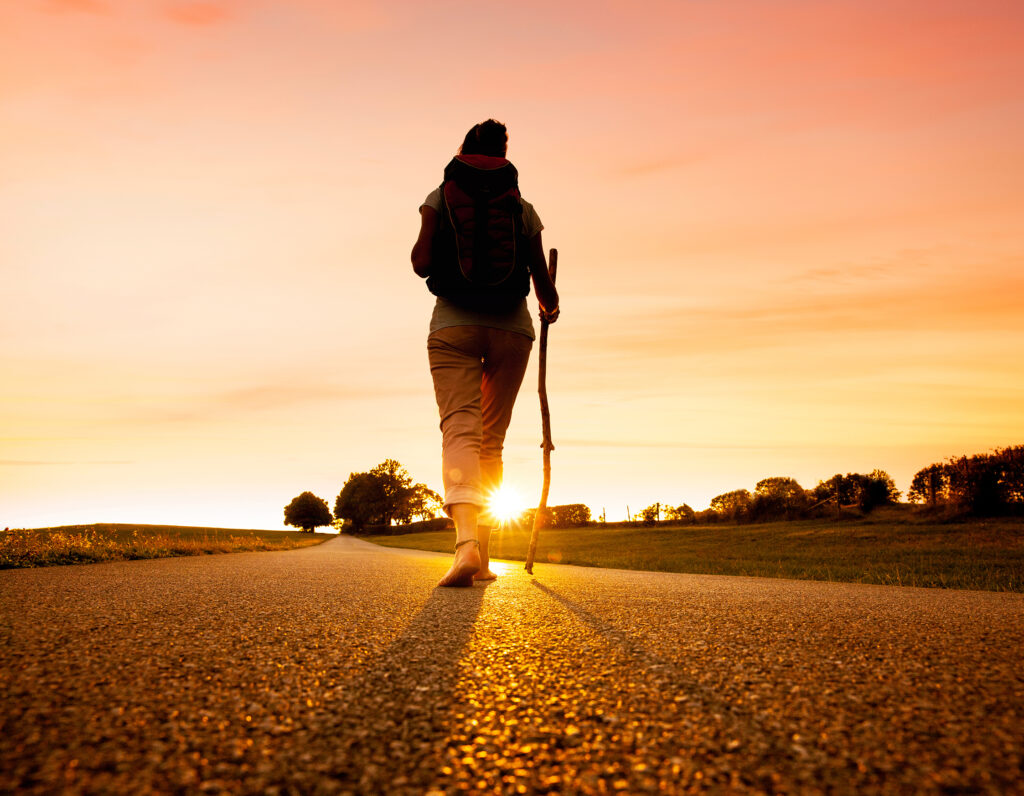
3, 0, 1023, 530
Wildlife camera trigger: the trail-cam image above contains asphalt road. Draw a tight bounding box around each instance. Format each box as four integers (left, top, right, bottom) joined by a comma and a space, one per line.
1, 535, 1021, 794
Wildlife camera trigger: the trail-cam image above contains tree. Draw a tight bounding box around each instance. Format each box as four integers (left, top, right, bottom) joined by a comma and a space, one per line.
638, 503, 661, 525
859, 469, 901, 511
334, 472, 388, 531
811, 471, 900, 513
283, 491, 333, 533
908, 464, 946, 506
551, 504, 592, 527
664, 504, 696, 524
369, 459, 415, 527
519, 506, 554, 529
334, 460, 442, 531
811, 474, 860, 507
395, 483, 444, 524
943, 448, 1024, 515
709, 489, 751, 522
751, 477, 807, 520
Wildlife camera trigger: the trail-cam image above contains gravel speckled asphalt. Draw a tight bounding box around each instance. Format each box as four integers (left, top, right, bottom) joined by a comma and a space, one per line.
1, 535, 1021, 794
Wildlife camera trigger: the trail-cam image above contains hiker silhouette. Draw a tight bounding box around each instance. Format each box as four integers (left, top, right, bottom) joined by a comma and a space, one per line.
411, 119, 559, 587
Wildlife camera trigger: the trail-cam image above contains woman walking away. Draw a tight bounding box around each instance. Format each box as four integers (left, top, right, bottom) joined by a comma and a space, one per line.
411, 119, 559, 587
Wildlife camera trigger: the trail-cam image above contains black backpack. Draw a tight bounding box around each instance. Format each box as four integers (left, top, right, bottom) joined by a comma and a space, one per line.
426, 156, 532, 312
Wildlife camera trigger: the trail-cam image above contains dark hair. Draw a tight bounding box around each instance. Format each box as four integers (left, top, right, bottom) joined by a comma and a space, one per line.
459, 119, 508, 157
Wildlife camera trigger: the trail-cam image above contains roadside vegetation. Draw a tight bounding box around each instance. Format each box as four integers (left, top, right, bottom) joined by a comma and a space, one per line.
367, 508, 1024, 592
0, 524, 331, 569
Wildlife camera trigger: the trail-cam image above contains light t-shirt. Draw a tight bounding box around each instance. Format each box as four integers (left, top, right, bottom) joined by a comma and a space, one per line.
421, 188, 543, 340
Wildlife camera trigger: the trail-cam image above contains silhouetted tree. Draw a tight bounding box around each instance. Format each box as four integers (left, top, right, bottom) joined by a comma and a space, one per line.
811, 471, 900, 513
998, 445, 1024, 505
520, 506, 555, 529
664, 504, 696, 524
811, 474, 859, 507
395, 483, 444, 524
858, 469, 901, 511
369, 459, 415, 527
908, 464, 946, 506
751, 477, 807, 520
520, 504, 590, 528
551, 504, 592, 527
334, 472, 388, 531
943, 447, 1024, 515
283, 491, 333, 533
638, 503, 661, 526
710, 489, 751, 522
334, 460, 439, 531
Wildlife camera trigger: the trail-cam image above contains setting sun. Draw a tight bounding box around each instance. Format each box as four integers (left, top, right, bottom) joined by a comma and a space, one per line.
488, 486, 526, 525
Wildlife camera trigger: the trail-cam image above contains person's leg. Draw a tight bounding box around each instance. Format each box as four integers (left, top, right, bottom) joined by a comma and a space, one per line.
438, 503, 481, 587
475, 329, 533, 579
428, 327, 487, 586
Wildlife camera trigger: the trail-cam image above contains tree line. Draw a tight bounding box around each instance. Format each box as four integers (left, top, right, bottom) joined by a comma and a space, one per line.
618, 445, 1022, 528
283, 444, 1023, 533
283, 460, 443, 533
594, 470, 901, 529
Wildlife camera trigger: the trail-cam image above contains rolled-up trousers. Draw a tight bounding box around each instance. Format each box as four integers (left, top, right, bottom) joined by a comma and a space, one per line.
427, 325, 533, 514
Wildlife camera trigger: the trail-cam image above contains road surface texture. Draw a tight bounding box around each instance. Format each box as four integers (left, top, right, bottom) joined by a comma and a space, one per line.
1, 535, 1021, 794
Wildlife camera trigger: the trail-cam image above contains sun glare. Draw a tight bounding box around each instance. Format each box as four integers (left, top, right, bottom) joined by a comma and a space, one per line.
488, 485, 525, 525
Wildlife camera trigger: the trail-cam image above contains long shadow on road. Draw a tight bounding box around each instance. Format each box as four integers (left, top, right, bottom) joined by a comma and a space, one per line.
527, 580, 811, 780
294, 582, 488, 792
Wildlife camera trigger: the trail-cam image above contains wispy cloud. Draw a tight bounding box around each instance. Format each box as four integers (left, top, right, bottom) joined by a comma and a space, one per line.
122, 382, 422, 425
614, 155, 703, 178
45, 0, 109, 13
164, 1, 232, 26
557, 439, 809, 451
0, 460, 133, 466
781, 251, 934, 288
577, 263, 1024, 361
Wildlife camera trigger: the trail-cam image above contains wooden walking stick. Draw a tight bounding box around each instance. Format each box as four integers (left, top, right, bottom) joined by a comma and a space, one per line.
525, 248, 557, 574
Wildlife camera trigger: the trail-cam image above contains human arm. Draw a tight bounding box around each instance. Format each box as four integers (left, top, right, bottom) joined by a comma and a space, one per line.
529, 230, 559, 323
411, 206, 438, 278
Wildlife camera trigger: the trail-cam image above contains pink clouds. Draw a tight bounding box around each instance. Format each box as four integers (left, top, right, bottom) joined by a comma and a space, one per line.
45, 0, 109, 13
164, 2, 233, 27
2, 0, 1023, 528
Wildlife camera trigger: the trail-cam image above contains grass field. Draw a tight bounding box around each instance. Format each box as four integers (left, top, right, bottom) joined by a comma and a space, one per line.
0, 524, 332, 569
367, 511, 1024, 592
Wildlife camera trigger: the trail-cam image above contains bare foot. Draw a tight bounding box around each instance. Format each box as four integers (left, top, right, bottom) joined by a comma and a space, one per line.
473, 569, 498, 581
437, 542, 480, 587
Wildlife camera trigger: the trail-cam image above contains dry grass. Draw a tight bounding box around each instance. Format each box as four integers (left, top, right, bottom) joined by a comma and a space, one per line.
0, 524, 332, 569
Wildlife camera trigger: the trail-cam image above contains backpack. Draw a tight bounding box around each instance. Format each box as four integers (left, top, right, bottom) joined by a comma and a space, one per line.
426, 155, 532, 312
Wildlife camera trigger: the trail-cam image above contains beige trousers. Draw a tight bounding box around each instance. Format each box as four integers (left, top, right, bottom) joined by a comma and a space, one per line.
427, 325, 533, 512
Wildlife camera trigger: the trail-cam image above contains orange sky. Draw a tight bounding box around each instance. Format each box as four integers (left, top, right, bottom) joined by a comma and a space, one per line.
3, 0, 1023, 529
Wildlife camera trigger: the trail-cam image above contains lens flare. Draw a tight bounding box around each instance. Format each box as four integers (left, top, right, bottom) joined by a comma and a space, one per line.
488, 485, 524, 525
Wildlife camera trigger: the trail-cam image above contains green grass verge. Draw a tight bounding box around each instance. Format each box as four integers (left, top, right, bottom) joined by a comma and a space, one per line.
366, 513, 1024, 592
0, 524, 332, 569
